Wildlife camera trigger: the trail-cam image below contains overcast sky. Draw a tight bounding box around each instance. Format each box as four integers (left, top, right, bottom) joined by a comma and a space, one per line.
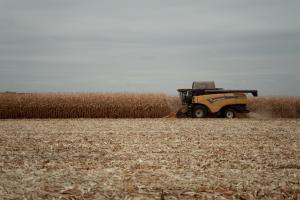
0, 0, 299, 95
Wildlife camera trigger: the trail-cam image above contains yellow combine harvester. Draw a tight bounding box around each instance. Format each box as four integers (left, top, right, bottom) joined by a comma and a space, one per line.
176, 81, 258, 118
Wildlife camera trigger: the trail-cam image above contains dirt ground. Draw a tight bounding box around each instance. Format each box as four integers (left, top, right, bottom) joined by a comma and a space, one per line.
0, 119, 299, 199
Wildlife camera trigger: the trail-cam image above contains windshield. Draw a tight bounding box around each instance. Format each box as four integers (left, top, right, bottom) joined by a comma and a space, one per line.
178, 90, 192, 105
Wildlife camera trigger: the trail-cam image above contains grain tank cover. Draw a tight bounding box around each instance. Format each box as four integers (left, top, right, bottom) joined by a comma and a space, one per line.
192, 81, 215, 89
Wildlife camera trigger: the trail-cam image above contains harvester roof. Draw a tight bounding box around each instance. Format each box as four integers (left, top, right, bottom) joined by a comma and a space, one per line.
192, 81, 215, 89
177, 81, 258, 96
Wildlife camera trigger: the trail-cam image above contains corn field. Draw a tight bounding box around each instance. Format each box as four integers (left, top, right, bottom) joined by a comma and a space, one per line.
248, 96, 300, 118
0, 93, 171, 118
0, 93, 300, 118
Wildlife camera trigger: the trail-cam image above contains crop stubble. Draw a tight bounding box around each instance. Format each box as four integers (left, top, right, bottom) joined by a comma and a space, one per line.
0, 119, 299, 199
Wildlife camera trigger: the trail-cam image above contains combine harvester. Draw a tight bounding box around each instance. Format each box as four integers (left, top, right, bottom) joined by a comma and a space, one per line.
176, 81, 258, 118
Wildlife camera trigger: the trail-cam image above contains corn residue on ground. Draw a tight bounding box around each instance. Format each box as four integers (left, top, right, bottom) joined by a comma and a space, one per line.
0, 119, 299, 199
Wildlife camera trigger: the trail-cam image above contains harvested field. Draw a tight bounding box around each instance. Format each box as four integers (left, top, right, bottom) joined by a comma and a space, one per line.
0, 93, 300, 119
0, 119, 299, 199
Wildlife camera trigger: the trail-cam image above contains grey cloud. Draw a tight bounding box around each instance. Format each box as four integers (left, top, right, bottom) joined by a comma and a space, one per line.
0, 0, 299, 95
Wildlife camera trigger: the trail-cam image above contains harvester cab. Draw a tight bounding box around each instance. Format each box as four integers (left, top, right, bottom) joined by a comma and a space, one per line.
176, 81, 258, 118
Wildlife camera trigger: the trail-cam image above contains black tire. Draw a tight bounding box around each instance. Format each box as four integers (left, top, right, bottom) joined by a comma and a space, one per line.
223, 108, 236, 119
193, 105, 207, 118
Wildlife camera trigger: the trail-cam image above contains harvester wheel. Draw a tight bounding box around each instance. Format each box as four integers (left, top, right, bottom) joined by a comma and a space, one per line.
193, 105, 207, 118
223, 108, 236, 119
